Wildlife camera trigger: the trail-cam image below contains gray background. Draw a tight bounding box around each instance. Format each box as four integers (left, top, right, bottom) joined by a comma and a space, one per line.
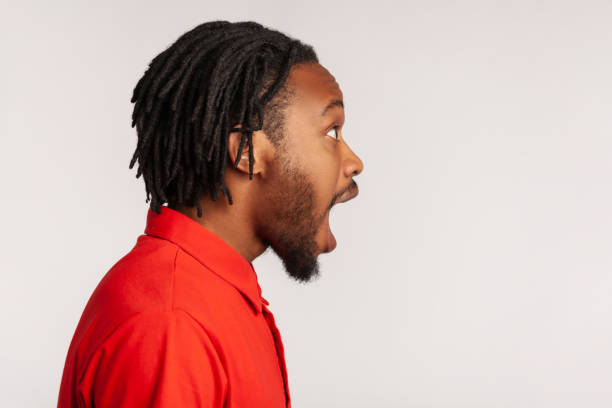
2, 0, 611, 406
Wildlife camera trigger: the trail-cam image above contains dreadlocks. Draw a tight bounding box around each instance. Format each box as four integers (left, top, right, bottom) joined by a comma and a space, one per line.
129, 21, 318, 217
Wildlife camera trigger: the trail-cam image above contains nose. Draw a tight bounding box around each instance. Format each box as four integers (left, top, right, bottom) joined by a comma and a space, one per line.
342, 141, 364, 178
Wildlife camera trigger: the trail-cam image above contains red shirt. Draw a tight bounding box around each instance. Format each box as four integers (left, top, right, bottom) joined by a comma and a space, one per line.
58, 206, 291, 407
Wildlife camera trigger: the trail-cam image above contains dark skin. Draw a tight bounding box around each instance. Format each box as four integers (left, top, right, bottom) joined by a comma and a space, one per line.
173, 62, 364, 282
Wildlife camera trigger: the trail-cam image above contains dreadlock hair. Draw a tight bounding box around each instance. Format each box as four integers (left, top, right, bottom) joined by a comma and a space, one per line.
129, 21, 318, 218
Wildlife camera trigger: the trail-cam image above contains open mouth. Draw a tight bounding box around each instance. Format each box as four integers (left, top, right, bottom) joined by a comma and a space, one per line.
324, 184, 360, 252
323, 182, 358, 253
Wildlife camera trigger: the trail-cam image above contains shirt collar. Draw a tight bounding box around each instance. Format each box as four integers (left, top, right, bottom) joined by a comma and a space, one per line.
143, 205, 264, 314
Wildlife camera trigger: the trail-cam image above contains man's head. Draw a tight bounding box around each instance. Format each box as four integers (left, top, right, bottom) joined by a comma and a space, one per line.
130, 21, 363, 282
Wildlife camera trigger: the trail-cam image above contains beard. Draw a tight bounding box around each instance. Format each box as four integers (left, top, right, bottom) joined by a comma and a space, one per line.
262, 153, 329, 283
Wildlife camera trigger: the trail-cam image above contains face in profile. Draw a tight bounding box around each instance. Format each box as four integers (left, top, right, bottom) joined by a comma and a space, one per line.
256, 62, 364, 283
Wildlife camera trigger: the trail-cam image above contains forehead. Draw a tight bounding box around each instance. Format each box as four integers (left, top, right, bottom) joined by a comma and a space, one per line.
285, 62, 343, 110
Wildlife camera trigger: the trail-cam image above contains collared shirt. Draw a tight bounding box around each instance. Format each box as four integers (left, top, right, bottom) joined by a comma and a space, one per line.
58, 206, 291, 407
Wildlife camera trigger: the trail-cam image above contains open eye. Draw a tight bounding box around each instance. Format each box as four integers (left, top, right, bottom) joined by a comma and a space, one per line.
326, 125, 340, 140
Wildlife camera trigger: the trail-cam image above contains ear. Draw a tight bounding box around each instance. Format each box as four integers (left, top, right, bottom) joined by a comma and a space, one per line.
227, 124, 274, 178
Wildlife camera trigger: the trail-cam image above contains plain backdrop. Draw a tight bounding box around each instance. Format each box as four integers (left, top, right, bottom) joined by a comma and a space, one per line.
2, 1, 611, 406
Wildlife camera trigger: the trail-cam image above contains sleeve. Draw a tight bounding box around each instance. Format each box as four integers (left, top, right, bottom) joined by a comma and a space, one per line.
77, 309, 228, 408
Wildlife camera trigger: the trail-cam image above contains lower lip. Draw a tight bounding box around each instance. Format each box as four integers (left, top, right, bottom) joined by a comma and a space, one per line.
326, 219, 337, 251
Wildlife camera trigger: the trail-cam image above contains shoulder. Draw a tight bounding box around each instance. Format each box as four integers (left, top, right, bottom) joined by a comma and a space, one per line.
78, 309, 228, 407
96, 308, 219, 353
90, 235, 179, 314
72, 234, 235, 365
72, 235, 180, 355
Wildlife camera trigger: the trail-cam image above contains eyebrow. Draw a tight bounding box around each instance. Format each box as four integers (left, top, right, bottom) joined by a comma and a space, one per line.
320, 99, 344, 117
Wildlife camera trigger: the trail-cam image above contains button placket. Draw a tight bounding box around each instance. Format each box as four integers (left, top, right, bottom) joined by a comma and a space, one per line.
262, 303, 291, 408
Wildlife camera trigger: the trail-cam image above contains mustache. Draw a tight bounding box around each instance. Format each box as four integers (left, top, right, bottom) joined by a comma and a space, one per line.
329, 180, 358, 210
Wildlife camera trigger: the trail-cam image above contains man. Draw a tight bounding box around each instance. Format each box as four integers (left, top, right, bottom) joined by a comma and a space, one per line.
58, 20, 363, 407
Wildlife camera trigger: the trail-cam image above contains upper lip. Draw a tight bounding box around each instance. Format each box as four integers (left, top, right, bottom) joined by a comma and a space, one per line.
335, 184, 359, 205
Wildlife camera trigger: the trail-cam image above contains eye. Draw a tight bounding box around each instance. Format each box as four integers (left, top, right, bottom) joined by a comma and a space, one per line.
326, 125, 340, 141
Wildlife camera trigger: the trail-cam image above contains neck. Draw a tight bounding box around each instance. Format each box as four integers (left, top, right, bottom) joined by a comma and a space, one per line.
170, 192, 267, 263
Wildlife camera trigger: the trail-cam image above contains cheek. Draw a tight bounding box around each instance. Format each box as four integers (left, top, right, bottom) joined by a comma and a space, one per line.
291, 134, 342, 205
310, 152, 342, 206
